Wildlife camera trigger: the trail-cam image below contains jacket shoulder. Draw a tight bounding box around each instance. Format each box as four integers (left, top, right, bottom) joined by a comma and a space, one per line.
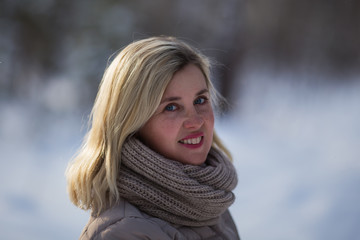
80, 200, 176, 240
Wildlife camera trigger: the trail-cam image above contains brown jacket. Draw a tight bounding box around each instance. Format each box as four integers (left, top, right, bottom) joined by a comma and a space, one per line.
80, 198, 240, 240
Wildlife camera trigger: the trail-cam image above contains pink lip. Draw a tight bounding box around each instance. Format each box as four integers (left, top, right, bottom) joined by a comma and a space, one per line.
178, 132, 204, 149
182, 138, 204, 149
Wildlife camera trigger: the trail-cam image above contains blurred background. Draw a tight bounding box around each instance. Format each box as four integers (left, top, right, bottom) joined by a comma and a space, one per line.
1, 0, 359, 239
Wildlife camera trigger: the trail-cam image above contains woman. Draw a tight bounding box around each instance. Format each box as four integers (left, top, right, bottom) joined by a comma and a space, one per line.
66, 36, 240, 239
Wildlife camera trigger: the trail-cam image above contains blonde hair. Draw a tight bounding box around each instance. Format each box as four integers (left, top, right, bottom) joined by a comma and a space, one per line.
66, 36, 232, 216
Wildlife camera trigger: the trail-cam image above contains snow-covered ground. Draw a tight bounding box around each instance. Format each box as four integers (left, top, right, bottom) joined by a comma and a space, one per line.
0, 71, 359, 239
224, 71, 360, 240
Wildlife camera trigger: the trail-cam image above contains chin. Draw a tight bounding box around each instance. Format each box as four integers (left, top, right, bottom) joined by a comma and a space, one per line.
182, 156, 207, 166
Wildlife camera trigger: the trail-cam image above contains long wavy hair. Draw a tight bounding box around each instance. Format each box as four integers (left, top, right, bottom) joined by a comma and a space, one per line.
66, 36, 232, 216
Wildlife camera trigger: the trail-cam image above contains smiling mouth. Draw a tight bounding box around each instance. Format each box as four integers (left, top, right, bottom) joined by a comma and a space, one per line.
179, 136, 203, 145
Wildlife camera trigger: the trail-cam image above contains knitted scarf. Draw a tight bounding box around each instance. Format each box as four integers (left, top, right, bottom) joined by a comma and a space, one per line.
117, 137, 237, 227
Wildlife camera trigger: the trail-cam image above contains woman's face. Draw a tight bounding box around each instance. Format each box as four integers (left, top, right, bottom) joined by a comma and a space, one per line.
138, 64, 214, 165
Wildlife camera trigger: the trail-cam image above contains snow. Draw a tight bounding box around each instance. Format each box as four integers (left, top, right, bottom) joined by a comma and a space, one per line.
0, 71, 359, 239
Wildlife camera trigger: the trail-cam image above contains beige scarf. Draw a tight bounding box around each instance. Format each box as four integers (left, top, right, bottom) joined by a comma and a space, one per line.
117, 137, 237, 227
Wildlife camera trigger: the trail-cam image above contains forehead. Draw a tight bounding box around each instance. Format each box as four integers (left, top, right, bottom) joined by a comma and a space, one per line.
162, 64, 208, 97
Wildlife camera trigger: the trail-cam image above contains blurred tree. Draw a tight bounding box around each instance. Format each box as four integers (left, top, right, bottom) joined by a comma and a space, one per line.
243, 0, 360, 77
1, 0, 359, 110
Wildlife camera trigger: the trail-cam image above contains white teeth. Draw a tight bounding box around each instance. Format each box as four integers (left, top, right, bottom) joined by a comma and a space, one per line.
181, 137, 202, 144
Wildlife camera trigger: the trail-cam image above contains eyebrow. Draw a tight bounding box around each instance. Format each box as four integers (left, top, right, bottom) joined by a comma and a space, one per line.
160, 88, 209, 104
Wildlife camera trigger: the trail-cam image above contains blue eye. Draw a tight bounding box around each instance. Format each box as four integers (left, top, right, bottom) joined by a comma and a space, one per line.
194, 97, 206, 105
165, 104, 177, 111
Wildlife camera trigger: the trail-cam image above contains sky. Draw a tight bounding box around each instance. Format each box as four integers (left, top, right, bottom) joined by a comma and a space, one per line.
0, 69, 359, 239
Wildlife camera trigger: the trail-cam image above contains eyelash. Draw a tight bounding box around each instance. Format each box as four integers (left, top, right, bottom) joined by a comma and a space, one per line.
194, 96, 208, 105
165, 104, 178, 112
164, 96, 208, 112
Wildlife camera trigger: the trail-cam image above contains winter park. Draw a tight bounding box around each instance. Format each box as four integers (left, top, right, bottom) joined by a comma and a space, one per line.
1, 1, 360, 239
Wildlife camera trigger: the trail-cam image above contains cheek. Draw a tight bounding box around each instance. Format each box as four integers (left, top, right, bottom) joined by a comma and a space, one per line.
144, 118, 182, 158
160, 118, 183, 138
202, 108, 215, 128
140, 117, 181, 145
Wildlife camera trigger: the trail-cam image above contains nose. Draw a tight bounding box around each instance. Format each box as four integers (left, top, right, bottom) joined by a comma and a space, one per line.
183, 110, 204, 129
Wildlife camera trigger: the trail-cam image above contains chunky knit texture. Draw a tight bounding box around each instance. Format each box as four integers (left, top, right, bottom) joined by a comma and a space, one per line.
117, 137, 237, 227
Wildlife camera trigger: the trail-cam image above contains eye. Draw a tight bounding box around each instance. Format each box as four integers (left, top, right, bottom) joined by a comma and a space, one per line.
164, 104, 178, 112
194, 96, 207, 105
